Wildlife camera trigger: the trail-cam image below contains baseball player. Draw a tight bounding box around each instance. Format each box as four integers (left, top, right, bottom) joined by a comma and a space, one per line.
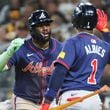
40, 3, 110, 110
0, 9, 62, 110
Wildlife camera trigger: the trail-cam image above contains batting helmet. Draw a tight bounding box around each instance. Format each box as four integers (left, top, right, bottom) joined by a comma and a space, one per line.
72, 3, 97, 30
28, 10, 53, 29
28, 10, 53, 43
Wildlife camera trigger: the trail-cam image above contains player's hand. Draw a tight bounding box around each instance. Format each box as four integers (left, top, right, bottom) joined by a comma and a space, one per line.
96, 9, 109, 32
6, 38, 24, 57
39, 103, 50, 110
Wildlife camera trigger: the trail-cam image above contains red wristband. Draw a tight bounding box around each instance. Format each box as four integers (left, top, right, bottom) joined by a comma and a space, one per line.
40, 103, 50, 110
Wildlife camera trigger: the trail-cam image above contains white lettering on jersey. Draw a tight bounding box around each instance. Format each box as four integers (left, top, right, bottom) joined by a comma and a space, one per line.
85, 44, 106, 57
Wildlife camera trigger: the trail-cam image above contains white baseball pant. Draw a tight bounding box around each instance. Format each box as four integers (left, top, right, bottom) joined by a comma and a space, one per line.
58, 90, 102, 110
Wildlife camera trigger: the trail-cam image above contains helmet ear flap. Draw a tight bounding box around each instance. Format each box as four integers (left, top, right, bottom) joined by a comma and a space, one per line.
72, 3, 97, 30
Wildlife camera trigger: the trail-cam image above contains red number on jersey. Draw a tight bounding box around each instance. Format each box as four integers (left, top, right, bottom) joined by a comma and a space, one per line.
87, 59, 97, 84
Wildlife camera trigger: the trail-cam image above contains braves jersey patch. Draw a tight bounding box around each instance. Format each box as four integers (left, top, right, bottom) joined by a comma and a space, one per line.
57, 51, 65, 59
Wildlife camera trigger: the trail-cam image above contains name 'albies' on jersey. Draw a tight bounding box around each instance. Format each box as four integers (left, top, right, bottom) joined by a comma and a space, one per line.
55, 32, 110, 92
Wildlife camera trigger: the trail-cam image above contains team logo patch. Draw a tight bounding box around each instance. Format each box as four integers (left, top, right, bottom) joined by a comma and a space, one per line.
39, 12, 46, 19
57, 51, 65, 59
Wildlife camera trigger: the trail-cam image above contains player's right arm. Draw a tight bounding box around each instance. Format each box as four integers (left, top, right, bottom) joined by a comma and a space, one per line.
0, 38, 24, 72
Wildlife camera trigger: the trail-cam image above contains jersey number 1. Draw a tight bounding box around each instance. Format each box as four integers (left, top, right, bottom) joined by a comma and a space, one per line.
87, 59, 97, 84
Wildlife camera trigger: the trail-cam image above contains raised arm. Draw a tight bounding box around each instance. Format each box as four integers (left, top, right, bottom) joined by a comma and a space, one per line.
0, 38, 24, 71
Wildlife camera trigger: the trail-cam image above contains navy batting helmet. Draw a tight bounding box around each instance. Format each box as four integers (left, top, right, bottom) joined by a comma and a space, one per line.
28, 10, 53, 43
28, 10, 53, 29
72, 3, 97, 30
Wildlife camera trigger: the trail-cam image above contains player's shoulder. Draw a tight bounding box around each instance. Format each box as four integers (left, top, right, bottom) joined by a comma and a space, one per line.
65, 34, 79, 44
15, 38, 30, 53
23, 38, 31, 46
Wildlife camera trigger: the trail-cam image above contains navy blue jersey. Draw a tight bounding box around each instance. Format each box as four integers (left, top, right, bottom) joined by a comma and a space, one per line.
55, 32, 110, 93
7, 38, 62, 103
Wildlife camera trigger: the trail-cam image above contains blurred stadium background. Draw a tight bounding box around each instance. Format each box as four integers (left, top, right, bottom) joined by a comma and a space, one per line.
0, 0, 110, 110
